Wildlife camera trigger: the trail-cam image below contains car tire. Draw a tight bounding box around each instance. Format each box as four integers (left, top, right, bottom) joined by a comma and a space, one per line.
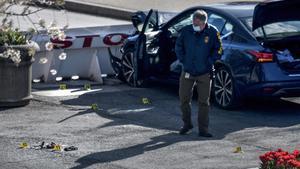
213, 66, 240, 109
121, 49, 145, 87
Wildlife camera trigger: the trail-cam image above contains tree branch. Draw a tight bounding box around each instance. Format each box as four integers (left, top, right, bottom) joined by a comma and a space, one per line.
1, 8, 44, 16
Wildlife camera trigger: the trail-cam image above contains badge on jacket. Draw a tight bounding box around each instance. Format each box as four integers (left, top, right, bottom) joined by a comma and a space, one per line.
204, 36, 209, 43
184, 72, 190, 79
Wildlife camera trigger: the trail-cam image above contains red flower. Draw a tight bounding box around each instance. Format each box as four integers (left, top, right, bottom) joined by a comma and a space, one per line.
259, 149, 300, 169
294, 150, 300, 157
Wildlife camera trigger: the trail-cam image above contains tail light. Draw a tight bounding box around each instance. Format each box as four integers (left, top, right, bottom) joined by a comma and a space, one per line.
103, 33, 128, 46
248, 50, 274, 63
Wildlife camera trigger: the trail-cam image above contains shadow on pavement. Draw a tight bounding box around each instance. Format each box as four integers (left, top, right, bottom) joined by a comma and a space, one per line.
0, 107, 10, 111
71, 132, 203, 169
60, 82, 300, 133
61, 83, 182, 131
60, 82, 300, 168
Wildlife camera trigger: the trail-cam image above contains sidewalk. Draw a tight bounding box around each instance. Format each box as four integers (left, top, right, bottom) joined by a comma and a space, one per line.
65, 0, 260, 20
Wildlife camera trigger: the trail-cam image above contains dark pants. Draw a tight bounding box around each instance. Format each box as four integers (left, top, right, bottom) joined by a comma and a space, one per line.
179, 72, 211, 133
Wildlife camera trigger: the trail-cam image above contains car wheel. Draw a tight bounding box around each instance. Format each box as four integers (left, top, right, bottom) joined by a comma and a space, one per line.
213, 67, 239, 109
121, 49, 144, 87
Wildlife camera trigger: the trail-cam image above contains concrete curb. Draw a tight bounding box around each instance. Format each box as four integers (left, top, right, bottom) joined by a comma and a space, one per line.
65, 0, 135, 20
32, 78, 122, 90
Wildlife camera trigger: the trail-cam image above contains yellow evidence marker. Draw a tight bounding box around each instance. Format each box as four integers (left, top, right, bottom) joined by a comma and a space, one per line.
233, 146, 243, 153
59, 84, 67, 90
142, 98, 151, 104
91, 104, 98, 111
19, 142, 29, 149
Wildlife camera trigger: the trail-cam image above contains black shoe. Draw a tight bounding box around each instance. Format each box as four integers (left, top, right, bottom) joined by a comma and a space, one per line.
64, 146, 78, 151
179, 125, 193, 135
198, 132, 213, 138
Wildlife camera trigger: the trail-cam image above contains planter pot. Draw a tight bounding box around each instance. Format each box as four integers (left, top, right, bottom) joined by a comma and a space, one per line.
0, 45, 34, 107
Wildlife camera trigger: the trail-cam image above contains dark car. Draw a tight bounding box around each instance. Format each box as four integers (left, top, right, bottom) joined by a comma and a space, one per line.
110, 0, 300, 109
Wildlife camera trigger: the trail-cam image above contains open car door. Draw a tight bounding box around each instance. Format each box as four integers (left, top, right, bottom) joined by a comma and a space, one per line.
133, 9, 159, 86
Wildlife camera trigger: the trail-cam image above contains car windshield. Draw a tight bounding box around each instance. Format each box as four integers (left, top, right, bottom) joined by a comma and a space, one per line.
143, 11, 177, 26
243, 17, 300, 38
172, 16, 192, 32
158, 12, 177, 26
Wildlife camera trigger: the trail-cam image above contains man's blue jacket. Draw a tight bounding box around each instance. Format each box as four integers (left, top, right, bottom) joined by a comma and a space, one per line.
175, 24, 223, 76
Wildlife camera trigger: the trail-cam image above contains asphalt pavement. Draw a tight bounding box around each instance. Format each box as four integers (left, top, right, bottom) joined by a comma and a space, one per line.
1, 78, 300, 169
1, 1, 300, 169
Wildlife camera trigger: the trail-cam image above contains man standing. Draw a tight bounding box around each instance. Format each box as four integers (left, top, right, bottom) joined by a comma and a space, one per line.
175, 10, 222, 137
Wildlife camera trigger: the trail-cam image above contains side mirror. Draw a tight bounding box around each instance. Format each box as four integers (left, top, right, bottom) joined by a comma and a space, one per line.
221, 23, 234, 40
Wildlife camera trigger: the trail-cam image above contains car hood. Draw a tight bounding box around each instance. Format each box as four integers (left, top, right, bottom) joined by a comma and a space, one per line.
252, 0, 300, 31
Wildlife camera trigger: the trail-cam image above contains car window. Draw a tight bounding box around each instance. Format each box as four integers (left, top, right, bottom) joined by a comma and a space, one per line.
144, 22, 155, 33
264, 22, 300, 36
167, 10, 231, 37
207, 14, 226, 34
243, 17, 300, 38
158, 12, 177, 26
144, 10, 158, 33
168, 12, 193, 33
